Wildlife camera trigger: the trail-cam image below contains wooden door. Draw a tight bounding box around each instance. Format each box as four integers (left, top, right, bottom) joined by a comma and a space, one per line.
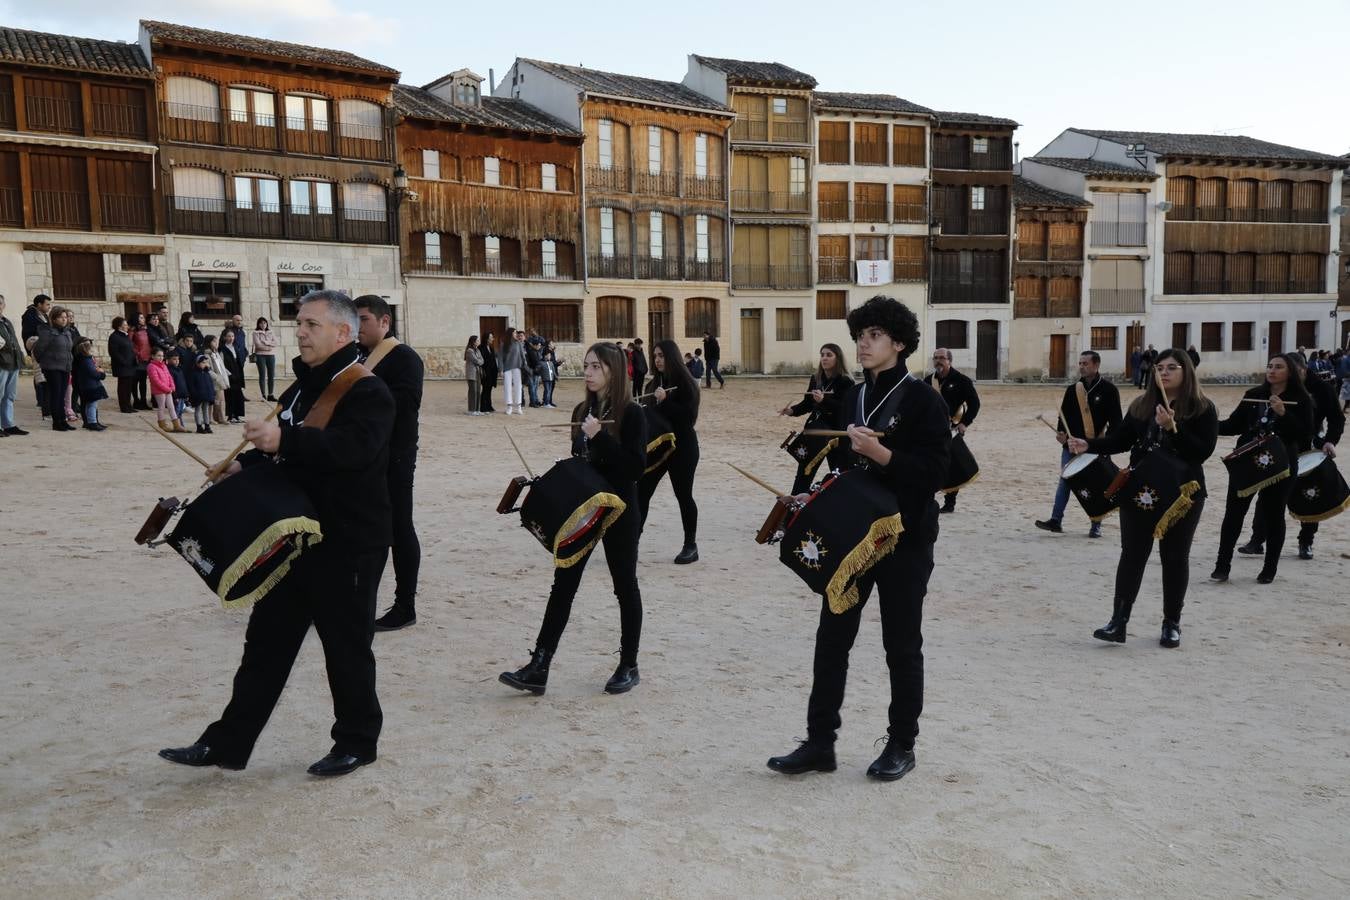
976, 319, 999, 380
647, 297, 671, 349
1340, 319, 1350, 351
1125, 324, 1144, 377
479, 316, 509, 352
1049, 334, 1068, 379
1268, 321, 1284, 357
739, 308, 763, 374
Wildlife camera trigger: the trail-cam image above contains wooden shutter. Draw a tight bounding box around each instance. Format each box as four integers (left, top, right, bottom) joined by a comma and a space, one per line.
1290, 253, 1322, 291
818, 181, 847, 220
818, 234, 848, 258
893, 236, 926, 280
51, 251, 105, 301
893, 125, 925, 166
818, 121, 849, 164
892, 184, 925, 222
1164, 251, 1193, 292
816, 290, 847, 319
557, 165, 575, 192
1228, 253, 1255, 292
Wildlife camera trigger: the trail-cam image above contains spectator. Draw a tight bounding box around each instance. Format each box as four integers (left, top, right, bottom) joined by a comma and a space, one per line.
1129, 346, 1143, 388
166, 350, 189, 431
686, 350, 704, 380
1139, 344, 1158, 389
176, 311, 205, 352
1337, 349, 1350, 413
187, 353, 217, 434
0, 294, 27, 436
540, 341, 560, 409
72, 338, 108, 431
32, 305, 75, 432
524, 333, 543, 407
21, 294, 51, 417
108, 315, 137, 413
629, 337, 648, 399
219, 325, 245, 423
252, 316, 278, 401
499, 328, 526, 415
129, 312, 152, 409
203, 334, 229, 425
229, 313, 250, 399
175, 334, 198, 379
464, 335, 483, 415
1187, 344, 1201, 369
479, 331, 499, 413
146, 347, 176, 432
702, 330, 724, 388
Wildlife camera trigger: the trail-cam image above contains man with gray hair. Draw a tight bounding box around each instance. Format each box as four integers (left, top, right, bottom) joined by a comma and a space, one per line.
927, 347, 980, 514
160, 289, 396, 778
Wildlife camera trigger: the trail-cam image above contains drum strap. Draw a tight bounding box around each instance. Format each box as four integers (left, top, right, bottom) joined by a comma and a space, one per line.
304, 364, 373, 431
363, 336, 401, 372
1075, 382, 1097, 439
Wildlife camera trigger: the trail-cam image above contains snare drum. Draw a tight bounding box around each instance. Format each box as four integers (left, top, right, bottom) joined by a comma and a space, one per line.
781, 430, 840, 481
942, 432, 979, 494
504, 457, 628, 567
1061, 453, 1122, 522
643, 405, 677, 475
1287, 451, 1350, 523
1118, 450, 1201, 540
1222, 433, 1291, 498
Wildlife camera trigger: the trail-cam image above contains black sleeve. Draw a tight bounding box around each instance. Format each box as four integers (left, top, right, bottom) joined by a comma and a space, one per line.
1273, 394, 1314, 447
1218, 391, 1257, 437
382, 348, 424, 457
1086, 414, 1143, 456
276, 378, 394, 474
1164, 402, 1219, 465
1317, 380, 1345, 445
1102, 383, 1123, 435
788, 377, 816, 417
815, 374, 852, 423
658, 383, 697, 431
876, 389, 951, 497
959, 374, 980, 426
586, 402, 646, 484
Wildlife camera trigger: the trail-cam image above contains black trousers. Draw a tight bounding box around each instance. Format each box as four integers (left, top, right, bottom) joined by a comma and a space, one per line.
225, 385, 244, 419
1217, 475, 1294, 572
704, 360, 723, 387
1248, 507, 1318, 548
376, 455, 420, 614
1111, 497, 1205, 624
116, 375, 135, 411
536, 504, 642, 665
134, 370, 148, 406
637, 441, 699, 543
631, 375, 645, 400
199, 546, 384, 765
480, 380, 495, 412
42, 369, 66, 427
806, 537, 933, 748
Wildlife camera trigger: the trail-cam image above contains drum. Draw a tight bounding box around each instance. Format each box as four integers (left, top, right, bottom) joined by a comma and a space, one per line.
506, 457, 628, 568
781, 429, 840, 481
643, 405, 677, 475
1061, 453, 1122, 522
1222, 433, 1290, 498
772, 468, 905, 615
1118, 450, 1201, 540
942, 432, 979, 494
1287, 451, 1350, 523
165, 464, 323, 609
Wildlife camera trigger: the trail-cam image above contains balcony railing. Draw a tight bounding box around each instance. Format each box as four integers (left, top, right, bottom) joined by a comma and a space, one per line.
287, 208, 338, 241
894, 261, 926, 282
853, 143, 887, 166
1167, 205, 1328, 225
635, 255, 682, 280
773, 120, 808, 143
931, 278, 1007, 303
33, 190, 91, 229
25, 95, 81, 134
589, 254, 633, 279
818, 199, 849, 222
100, 193, 155, 232
932, 148, 1012, 170
732, 264, 813, 290
818, 257, 851, 284
1049, 243, 1080, 261
0, 186, 22, 226
588, 253, 725, 282
683, 174, 725, 200
893, 202, 926, 224
533, 261, 576, 280
1021, 244, 1048, 261
466, 256, 522, 278
935, 209, 1009, 236
92, 102, 148, 140
732, 189, 809, 213
634, 170, 680, 196
167, 195, 392, 243
1088, 288, 1146, 314
0, 87, 14, 129
1090, 221, 1147, 246
731, 119, 767, 142
160, 103, 390, 161
683, 257, 725, 281
854, 200, 888, 223
587, 165, 630, 192
818, 139, 849, 165
162, 103, 223, 143
1164, 279, 1326, 296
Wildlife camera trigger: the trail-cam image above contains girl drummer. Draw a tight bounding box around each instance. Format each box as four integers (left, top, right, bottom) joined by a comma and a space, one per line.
1211, 352, 1313, 585
1067, 348, 1217, 649
778, 342, 855, 494
637, 338, 701, 565
499, 342, 647, 696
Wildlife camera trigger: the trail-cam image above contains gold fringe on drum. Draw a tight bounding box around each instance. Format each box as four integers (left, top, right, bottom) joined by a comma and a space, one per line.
219, 516, 324, 610
1151, 481, 1200, 540
643, 433, 676, 475
826, 513, 905, 615
1235, 469, 1289, 499
1290, 494, 1350, 523
553, 493, 627, 568
940, 471, 980, 495
803, 438, 839, 478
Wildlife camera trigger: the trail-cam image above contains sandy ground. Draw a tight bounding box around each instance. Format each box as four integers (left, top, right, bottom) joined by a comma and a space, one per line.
2, 374, 1348, 899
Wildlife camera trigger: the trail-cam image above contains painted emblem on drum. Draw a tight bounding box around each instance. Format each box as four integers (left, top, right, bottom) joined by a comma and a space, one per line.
794, 531, 828, 570
1255, 451, 1275, 469
178, 538, 215, 575
1077, 488, 1093, 499
1303, 486, 1320, 500
526, 520, 548, 543
794, 446, 809, 460
1132, 487, 1159, 510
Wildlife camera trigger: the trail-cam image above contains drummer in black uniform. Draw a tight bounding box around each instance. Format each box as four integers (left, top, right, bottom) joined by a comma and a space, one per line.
1036, 351, 1122, 538
778, 342, 855, 494
637, 338, 701, 565
768, 296, 950, 783
927, 348, 979, 513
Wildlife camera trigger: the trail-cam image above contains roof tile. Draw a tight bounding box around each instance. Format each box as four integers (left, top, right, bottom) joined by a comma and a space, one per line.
1028, 156, 1159, 180
1013, 175, 1091, 209
1072, 129, 1344, 164
0, 26, 151, 78
520, 59, 730, 112
141, 20, 397, 77
814, 91, 932, 116
691, 55, 816, 88
393, 84, 579, 137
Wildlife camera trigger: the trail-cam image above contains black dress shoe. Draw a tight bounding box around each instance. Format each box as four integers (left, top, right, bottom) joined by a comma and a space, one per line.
1209, 565, 1229, 582
1298, 544, 1313, 560
673, 543, 699, 564
604, 662, 640, 694
307, 751, 375, 777
1034, 518, 1063, 533
1237, 541, 1264, 556
373, 606, 416, 632
867, 739, 916, 782
1160, 620, 1181, 648
1093, 619, 1126, 643
940, 499, 956, 514
767, 741, 836, 775
158, 742, 244, 770
4, 426, 29, 436
499, 647, 551, 695
1256, 567, 1277, 584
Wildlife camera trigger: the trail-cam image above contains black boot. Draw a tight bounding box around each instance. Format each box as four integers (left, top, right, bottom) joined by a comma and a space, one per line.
1093, 618, 1127, 643
1237, 540, 1263, 556
941, 494, 956, 514
1256, 566, 1277, 584
1160, 619, 1181, 649
1209, 562, 1230, 582
499, 648, 551, 695
604, 661, 640, 694
1034, 518, 1063, 533
673, 542, 699, 564
1298, 543, 1313, 560
374, 605, 416, 632
866, 737, 916, 782
767, 740, 836, 775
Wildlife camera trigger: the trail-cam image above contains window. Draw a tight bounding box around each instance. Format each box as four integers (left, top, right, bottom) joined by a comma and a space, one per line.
290, 179, 334, 215
422, 149, 440, 180
1199, 322, 1223, 352
1172, 322, 1190, 349
456, 82, 478, 105
971, 186, 986, 211
772, 97, 787, 115
525, 299, 581, 343
649, 211, 663, 259
935, 319, 969, 349
648, 126, 661, 175
190, 272, 239, 319
596, 295, 634, 338
425, 232, 442, 266
541, 162, 557, 191
1090, 326, 1118, 350
541, 240, 557, 275
893, 236, 926, 281
485, 235, 501, 269
600, 207, 615, 258
1296, 320, 1318, 348
893, 184, 925, 223
285, 94, 328, 131
816, 290, 847, 320
234, 175, 280, 211
484, 157, 500, 186
228, 87, 274, 126
172, 167, 225, 211
695, 214, 710, 262
121, 253, 151, 272
972, 137, 989, 154
343, 182, 386, 221
775, 307, 803, 341
893, 125, 925, 167
278, 275, 323, 320
789, 157, 806, 197
50, 251, 104, 301
599, 119, 613, 168
685, 297, 718, 337
695, 134, 708, 178
854, 123, 886, 165
337, 99, 382, 140
165, 76, 219, 121
819, 121, 849, 164
1232, 321, 1254, 351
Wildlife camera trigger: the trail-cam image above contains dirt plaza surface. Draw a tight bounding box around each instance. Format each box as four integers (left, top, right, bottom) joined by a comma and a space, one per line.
2, 376, 1348, 899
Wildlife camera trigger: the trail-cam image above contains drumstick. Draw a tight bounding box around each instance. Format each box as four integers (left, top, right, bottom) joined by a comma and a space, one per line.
504, 428, 536, 479
1057, 409, 1072, 437
635, 387, 677, 402
1035, 414, 1059, 432
801, 428, 883, 438
1240, 397, 1299, 406
206, 403, 282, 483
724, 461, 787, 498
1152, 366, 1178, 432
140, 416, 213, 469
539, 420, 615, 428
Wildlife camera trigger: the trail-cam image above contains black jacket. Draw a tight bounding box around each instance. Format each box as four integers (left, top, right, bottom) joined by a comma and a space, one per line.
789, 372, 855, 428
186, 365, 216, 404
643, 371, 698, 448
21, 305, 46, 344
928, 368, 980, 426
1307, 375, 1345, 447
1057, 375, 1123, 439
703, 336, 721, 361
168, 362, 189, 399
0, 315, 21, 370
480, 342, 500, 386
837, 365, 951, 545
73, 355, 108, 401
239, 343, 395, 551
630, 348, 648, 379
177, 324, 206, 350
572, 399, 647, 498
1218, 385, 1314, 458
108, 330, 137, 377
1088, 402, 1219, 498
367, 341, 424, 464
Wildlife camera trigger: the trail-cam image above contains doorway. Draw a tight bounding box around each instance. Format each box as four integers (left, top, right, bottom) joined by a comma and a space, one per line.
479, 315, 509, 354
1341, 318, 1349, 351
1048, 334, 1068, 379
1268, 321, 1284, 357
1125, 323, 1144, 378
648, 297, 671, 350
739, 308, 762, 374
976, 319, 999, 380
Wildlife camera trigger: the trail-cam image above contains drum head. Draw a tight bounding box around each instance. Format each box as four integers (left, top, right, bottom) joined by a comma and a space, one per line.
1062, 453, 1097, 478
1297, 451, 1328, 477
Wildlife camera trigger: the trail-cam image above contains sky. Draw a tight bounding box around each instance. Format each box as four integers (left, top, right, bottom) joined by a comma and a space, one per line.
3, 0, 1347, 159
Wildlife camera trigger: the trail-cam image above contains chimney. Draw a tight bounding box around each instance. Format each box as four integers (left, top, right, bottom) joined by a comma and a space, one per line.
489, 68, 496, 94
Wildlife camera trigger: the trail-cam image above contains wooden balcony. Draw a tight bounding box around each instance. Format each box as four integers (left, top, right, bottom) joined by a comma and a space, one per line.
33, 190, 91, 229
167, 195, 392, 243
1167, 205, 1327, 225
635, 255, 682, 280
936, 209, 1009, 236
1163, 279, 1325, 296
818, 257, 850, 284
588, 253, 725, 281
853, 142, 887, 166
160, 103, 391, 161
854, 199, 888, 223
731, 189, 809, 214
683, 174, 725, 200
732, 264, 812, 290
25, 95, 81, 135
731, 119, 767, 142
100, 193, 155, 232
92, 102, 148, 140
1089, 221, 1147, 246
818, 199, 849, 222
772, 120, 808, 143
818, 139, 849, 165
587, 165, 630, 193
683, 258, 725, 281
932, 147, 1012, 171
931, 276, 1007, 303
0, 186, 22, 226
589, 253, 633, 279
0, 86, 14, 130
634, 170, 680, 196
1088, 288, 1145, 313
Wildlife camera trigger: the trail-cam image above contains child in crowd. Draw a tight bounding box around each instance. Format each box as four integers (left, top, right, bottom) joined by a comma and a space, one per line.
167, 350, 190, 433
72, 338, 108, 432
203, 335, 229, 425
187, 353, 217, 434
146, 348, 178, 432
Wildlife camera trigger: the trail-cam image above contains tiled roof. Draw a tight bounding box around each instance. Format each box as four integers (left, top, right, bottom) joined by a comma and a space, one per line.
393, 84, 579, 137
1013, 176, 1091, 209
141, 20, 398, 76
814, 91, 932, 116
1029, 157, 1159, 180
1072, 129, 1345, 164
520, 59, 731, 112
691, 55, 816, 88
935, 110, 1019, 128
0, 26, 151, 78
